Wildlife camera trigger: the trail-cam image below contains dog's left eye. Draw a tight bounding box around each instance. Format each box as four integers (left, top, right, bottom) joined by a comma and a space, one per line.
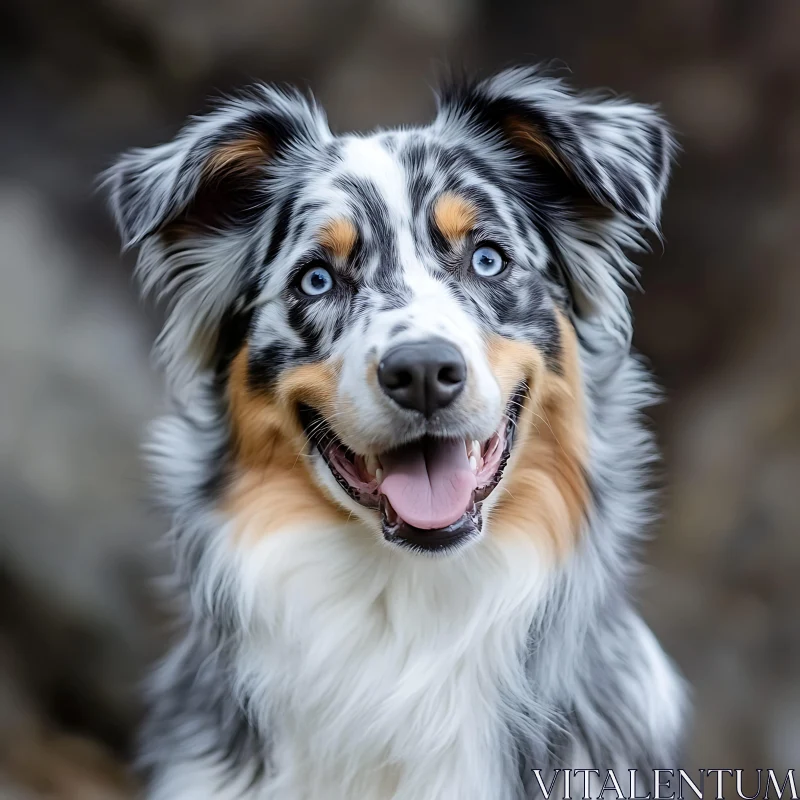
471, 244, 506, 278
298, 263, 334, 296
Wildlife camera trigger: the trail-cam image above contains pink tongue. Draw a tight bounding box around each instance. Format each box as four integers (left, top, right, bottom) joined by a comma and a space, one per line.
379, 439, 477, 530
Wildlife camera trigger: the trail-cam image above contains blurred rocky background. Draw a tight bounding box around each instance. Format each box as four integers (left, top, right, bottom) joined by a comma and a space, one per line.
0, 0, 797, 795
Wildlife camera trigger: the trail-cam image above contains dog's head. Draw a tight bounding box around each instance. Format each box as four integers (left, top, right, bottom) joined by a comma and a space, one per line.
106, 68, 674, 556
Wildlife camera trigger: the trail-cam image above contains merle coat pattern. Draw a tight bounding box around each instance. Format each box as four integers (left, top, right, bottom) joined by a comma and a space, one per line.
106, 67, 685, 800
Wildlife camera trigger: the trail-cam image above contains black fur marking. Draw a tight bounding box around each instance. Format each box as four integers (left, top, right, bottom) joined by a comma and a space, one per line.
334, 176, 407, 299
389, 322, 409, 338
400, 138, 437, 217
213, 266, 262, 378
248, 342, 293, 391
264, 188, 300, 267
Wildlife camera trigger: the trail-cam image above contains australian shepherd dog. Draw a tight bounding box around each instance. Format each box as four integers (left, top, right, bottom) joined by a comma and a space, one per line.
105, 66, 685, 800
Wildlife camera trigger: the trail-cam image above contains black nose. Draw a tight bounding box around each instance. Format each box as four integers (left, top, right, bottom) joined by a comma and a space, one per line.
378, 337, 467, 417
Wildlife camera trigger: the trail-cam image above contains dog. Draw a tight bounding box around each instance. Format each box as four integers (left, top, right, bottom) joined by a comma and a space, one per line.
105, 66, 686, 800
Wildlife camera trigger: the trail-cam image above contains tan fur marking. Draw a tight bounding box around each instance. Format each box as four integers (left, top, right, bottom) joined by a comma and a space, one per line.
433, 192, 478, 243
225, 346, 346, 541
504, 117, 569, 174
203, 131, 271, 180
486, 313, 589, 557
319, 218, 358, 261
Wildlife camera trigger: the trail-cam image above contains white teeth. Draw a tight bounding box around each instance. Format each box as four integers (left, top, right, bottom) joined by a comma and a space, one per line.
472, 439, 481, 457
469, 455, 478, 472
375, 468, 384, 483
365, 454, 381, 477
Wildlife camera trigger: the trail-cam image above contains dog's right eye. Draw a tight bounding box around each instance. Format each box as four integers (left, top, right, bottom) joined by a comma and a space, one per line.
470, 244, 506, 278
298, 262, 334, 297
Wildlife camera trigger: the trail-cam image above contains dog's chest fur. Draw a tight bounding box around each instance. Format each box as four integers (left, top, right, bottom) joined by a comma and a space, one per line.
230, 524, 547, 800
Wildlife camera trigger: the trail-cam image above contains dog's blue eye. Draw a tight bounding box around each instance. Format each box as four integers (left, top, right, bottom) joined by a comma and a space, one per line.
299, 264, 334, 296
471, 244, 505, 277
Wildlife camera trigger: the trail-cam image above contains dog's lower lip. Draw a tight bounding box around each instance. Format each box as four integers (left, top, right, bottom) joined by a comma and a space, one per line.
299, 385, 525, 547
380, 496, 483, 552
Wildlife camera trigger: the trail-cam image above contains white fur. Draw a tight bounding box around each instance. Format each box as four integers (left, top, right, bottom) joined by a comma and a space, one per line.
225, 523, 549, 800
149, 753, 261, 800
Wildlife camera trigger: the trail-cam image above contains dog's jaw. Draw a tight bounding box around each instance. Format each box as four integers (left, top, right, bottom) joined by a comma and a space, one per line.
299, 385, 525, 554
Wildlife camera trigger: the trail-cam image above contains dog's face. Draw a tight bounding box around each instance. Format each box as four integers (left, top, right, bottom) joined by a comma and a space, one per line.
107, 68, 673, 556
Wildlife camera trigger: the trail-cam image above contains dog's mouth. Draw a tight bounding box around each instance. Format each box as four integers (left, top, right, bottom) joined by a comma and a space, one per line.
299, 387, 525, 553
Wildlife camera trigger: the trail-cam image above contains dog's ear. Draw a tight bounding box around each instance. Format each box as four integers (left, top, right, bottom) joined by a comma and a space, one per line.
436, 67, 677, 345
106, 85, 326, 246
103, 86, 328, 390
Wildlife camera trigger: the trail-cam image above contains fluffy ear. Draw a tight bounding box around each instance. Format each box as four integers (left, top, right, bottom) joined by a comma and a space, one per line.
106, 85, 327, 247
436, 67, 677, 344
103, 85, 328, 390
